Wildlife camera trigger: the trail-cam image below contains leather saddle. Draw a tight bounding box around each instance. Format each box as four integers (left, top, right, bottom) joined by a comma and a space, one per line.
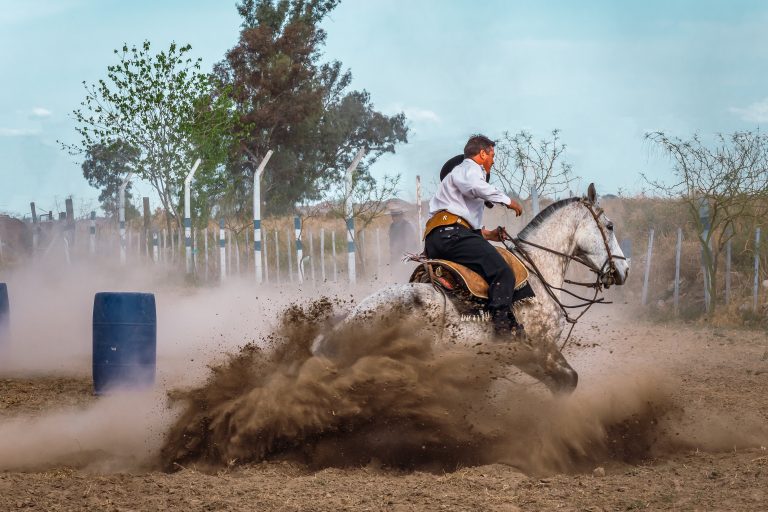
409, 246, 530, 300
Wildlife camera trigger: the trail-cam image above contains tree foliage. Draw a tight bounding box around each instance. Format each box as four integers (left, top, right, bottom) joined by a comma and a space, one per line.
65, 41, 229, 231
81, 140, 140, 219
217, 0, 408, 214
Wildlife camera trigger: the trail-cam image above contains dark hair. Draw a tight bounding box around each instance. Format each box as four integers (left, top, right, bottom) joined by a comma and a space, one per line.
463, 134, 495, 158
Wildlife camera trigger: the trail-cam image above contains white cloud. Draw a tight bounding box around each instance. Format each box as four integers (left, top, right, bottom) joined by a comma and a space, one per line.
0, 127, 40, 137
387, 103, 441, 124
729, 98, 768, 123
31, 107, 52, 118
403, 107, 441, 124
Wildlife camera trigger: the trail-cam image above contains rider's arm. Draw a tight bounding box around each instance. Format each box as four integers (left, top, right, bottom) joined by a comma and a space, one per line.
453, 164, 511, 205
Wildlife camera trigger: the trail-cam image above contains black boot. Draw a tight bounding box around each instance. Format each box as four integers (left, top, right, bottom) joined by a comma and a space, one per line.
491, 308, 524, 340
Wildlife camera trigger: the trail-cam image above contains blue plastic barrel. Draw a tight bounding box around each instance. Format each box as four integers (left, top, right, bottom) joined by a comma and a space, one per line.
0, 283, 9, 342
92, 292, 156, 394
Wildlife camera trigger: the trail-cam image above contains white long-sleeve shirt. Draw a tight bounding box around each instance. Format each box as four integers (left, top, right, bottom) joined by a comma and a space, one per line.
428, 158, 511, 229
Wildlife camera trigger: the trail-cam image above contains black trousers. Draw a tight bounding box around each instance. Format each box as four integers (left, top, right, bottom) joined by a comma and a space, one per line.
424, 225, 517, 325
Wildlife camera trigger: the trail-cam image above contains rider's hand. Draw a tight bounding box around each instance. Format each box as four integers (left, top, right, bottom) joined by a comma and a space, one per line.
506, 200, 523, 217
481, 227, 503, 242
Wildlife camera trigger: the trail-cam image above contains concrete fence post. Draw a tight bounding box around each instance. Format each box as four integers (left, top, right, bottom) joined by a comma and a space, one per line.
143, 197, 150, 258
245, 230, 250, 271
641, 228, 655, 306
193, 230, 197, 272
204, 227, 209, 280
699, 199, 712, 312
235, 233, 241, 275
227, 228, 232, 274
345, 149, 366, 285
253, 150, 274, 283
262, 228, 269, 283
118, 172, 133, 265
320, 229, 326, 282
308, 229, 316, 282
89, 211, 96, 255
274, 229, 281, 284
332, 230, 338, 282
287, 228, 294, 283
184, 158, 201, 274
30, 202, 38, 251
219, 219, 226, 283
294, 216, 303, 284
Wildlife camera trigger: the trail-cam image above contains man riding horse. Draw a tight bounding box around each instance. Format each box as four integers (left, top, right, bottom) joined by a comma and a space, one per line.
424, 134, 526, 339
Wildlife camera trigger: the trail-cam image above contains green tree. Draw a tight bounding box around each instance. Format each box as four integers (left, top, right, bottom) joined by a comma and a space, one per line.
64, 41, 229, 235
81, 140, 140, 219
218, 0, 408, 214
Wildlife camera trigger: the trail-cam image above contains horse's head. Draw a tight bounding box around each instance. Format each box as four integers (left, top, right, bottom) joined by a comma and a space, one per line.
573, 183, 630, 288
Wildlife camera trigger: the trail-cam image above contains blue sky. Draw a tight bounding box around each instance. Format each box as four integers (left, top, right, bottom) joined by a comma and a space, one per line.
1, 0, 767, 216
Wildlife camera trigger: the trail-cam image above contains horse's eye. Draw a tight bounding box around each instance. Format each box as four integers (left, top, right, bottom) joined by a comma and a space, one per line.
606, 222, 614, 231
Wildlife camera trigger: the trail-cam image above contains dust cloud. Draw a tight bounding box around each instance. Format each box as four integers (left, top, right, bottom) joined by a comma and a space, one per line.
160, 299, 768, 475
0, 391, 171, 472
0, 260, 314, 384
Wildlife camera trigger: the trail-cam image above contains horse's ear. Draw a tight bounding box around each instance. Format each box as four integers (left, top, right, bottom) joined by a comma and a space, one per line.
587, 183, 597, 203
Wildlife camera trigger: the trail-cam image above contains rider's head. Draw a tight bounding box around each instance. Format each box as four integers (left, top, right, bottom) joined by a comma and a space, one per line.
464, 134, 495, 173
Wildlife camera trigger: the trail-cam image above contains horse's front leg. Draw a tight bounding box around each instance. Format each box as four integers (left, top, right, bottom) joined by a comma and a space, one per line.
527, 337, 578, 394
489, 336, 578, 394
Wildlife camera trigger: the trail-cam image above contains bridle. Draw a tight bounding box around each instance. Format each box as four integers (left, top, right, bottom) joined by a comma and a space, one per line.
500, 198, 627, 349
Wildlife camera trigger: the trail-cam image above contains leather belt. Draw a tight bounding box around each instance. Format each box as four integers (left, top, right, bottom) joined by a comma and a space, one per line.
423, 210, 472, 239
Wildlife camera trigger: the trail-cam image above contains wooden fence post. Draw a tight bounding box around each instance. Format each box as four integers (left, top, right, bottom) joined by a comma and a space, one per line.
754, 227, 761, 312
725, 237, 732, 305
674, 227, 682, 314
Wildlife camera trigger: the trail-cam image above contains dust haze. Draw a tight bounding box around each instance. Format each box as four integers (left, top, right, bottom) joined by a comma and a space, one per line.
0, 264, 765, 475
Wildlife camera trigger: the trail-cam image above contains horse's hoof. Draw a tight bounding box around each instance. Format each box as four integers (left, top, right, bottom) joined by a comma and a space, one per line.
555, 368, 578, 395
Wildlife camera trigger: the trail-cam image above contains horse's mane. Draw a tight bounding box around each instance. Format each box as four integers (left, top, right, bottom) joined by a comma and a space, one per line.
518, 197, 581, 239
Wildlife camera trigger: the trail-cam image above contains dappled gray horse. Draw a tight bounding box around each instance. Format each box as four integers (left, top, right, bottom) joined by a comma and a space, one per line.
313, 185, 629, 393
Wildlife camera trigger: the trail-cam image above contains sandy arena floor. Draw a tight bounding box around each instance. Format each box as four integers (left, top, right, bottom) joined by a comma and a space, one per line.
1, 305, 767, 511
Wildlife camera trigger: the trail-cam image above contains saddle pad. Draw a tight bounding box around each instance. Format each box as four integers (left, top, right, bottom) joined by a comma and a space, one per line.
430, 247, 529, 300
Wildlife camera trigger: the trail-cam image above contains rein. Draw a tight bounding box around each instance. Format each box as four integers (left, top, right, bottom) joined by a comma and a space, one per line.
500, 199, 626, 350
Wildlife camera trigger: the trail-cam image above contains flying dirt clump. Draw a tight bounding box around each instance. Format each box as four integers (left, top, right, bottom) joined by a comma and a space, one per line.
165, 297, 762, 474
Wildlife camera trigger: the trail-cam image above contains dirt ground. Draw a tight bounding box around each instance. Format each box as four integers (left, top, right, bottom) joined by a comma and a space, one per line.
1, 305, 767, 511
